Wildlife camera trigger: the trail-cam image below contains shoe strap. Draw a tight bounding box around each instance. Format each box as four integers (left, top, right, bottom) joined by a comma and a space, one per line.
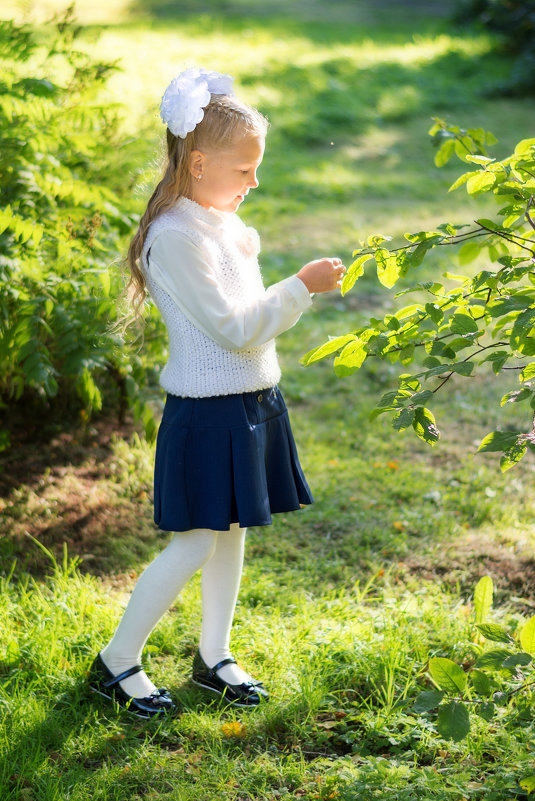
210, 657, 237, 675
103, 663, 143, 689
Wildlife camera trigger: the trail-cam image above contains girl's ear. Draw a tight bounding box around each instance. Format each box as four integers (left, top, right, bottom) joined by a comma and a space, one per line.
189, 149, 205, 180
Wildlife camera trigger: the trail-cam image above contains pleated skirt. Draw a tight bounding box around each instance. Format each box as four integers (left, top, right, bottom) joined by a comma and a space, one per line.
153, 385, 314, 532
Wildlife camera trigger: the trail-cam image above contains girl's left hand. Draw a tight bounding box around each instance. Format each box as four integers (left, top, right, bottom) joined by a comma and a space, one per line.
296, 257, 346, 293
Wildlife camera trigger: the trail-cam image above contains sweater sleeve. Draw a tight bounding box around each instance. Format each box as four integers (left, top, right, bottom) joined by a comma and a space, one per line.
146, 229, 313, 351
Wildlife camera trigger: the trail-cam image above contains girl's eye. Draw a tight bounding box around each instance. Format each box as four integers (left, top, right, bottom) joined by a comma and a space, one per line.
241, 170, 249, 175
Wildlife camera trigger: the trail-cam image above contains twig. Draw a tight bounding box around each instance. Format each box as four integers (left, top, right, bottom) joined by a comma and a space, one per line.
478, 221, 535, 256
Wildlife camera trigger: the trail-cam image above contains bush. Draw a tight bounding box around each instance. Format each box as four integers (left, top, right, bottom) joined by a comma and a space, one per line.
0, 10, 161, 449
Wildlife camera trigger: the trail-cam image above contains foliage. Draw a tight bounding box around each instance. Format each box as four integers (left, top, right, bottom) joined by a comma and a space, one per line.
454, 0, 535, 96
0, 10, 160, 449
303, 120, 535, 471
413, 575, 535, 756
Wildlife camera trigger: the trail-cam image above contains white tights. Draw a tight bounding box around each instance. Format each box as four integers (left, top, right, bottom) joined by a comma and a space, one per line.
100, 523, 249, 698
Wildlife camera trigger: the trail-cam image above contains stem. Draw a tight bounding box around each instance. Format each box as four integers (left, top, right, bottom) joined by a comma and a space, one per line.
384, 229, 486, 257
432, 373, 454, 393
477, 221, 535, 256
505, 678, 535, 698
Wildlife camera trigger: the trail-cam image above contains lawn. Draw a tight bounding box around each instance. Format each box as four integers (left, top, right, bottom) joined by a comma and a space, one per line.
1, 1, 535, 799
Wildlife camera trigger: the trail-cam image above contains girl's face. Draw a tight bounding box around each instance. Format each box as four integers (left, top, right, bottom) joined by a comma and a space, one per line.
190, 133, 265, 213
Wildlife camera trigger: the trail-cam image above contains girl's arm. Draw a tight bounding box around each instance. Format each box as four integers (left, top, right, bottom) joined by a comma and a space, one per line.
146, 230, 314, 351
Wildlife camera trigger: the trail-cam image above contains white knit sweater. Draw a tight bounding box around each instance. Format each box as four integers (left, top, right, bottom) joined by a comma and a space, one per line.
141, 197, 312, 398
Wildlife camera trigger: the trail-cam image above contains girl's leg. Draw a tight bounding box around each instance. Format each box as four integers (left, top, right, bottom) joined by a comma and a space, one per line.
199, 523, 252, 684
100, 528, 218, 698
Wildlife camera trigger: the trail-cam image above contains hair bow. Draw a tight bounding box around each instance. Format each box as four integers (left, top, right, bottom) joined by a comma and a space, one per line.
159, 68, 234, 138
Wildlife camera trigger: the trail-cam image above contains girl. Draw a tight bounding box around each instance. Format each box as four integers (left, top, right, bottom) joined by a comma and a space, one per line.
89, 68, 345, 718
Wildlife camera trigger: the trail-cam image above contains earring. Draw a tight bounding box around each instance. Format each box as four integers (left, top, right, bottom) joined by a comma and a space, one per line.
196, 173, 202, 181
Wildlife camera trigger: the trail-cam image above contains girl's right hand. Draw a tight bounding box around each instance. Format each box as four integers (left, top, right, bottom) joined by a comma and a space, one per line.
296, 257, 346, 293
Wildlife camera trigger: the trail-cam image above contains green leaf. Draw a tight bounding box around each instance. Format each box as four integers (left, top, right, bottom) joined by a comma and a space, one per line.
520, 776, 535, 794
476, 649, 514, 669
301, 334, 356, 366
376, 248, 402, 289
485, 351, 510, 374
413, 690, 445, 713
510, 307, 535, 352
500, 439, 527, 472
520, 616, 535, 655
437, 701, 470, 741
425, 303, 443, 324
466, 155, 494, 165
450, 312, 478, 334
412, 407, 440, 445
476, 701, 495, 721
429, 657, 467, 692
467, 171, 496, 194
394, 303, 425, 320
477, 431, 521, 454
451, 361, 475, 376
366, 333, 390, 356
392, 407, 415, 431
333, 339, 367, 377
471, 669, 492, 696
367, 234, 391, 248
409, 390, 434, 406
404, 230, 443, 244
458, 241, 482, 265
476, 623, 512, 644
449, 170, 478, 192
520, 363, 535, 382
399, 344, 415, 366
449, 336, 478, 354
474, 576, 493, 623
501, 387, 533, 406
434, 138, 455, 167
341, 254, 372, 296
487, 295, 535, 318
515, 137, 535, 155
502, 652, 532, 668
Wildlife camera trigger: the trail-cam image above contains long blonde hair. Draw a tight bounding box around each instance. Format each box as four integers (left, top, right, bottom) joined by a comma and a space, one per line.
125, 94, 269, 323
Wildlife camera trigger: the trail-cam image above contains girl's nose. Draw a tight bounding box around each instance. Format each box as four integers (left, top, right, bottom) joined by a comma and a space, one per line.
249, 171, 259, 189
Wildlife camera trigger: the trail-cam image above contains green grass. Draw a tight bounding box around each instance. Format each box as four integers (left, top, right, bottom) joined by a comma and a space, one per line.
1, 1, 535, 799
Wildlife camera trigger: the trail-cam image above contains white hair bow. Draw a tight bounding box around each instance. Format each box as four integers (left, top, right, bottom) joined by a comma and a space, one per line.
159, 68, 234, 138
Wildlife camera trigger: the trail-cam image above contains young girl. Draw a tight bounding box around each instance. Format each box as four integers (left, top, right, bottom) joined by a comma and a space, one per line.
89, 68, 345, 718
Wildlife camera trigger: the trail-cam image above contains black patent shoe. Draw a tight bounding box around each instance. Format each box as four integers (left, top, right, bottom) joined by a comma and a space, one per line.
191, 650, 269, 708
88, 652, 176, 719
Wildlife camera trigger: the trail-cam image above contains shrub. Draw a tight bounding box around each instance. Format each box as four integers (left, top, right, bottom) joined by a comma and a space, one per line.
0, 10, 161, 449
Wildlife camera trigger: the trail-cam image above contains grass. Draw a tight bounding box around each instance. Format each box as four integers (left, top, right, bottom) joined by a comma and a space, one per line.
1, 0, 535, 798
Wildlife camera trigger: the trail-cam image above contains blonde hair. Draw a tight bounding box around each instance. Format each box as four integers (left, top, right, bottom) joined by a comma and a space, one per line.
124, 94, 269, 323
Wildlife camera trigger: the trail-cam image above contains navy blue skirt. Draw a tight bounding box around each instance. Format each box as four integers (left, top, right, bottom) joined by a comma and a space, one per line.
153, 386, 313, 532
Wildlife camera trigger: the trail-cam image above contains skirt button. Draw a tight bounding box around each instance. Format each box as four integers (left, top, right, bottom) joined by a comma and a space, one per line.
257, 393, 263, 403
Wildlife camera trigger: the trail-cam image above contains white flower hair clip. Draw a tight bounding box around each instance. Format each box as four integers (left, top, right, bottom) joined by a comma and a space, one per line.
159, 67, 234, 139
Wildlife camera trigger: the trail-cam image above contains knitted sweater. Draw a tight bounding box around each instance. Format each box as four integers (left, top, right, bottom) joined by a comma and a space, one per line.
141, 196, 312, 398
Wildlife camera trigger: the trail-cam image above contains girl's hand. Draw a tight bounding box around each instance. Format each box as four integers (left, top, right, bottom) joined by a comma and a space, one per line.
297, 257, 346, 294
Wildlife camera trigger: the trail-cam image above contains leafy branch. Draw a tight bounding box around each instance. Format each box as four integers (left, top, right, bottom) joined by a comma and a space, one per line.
301, 120, 535, 471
